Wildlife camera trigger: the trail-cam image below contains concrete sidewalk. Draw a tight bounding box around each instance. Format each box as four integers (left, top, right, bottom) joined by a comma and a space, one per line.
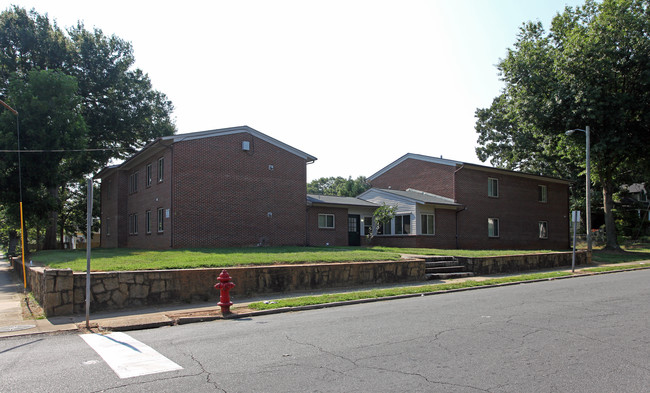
2, 256, 649, 339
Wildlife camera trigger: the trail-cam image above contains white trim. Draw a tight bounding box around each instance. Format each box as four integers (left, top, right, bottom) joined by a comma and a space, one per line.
318, 214, 335, 229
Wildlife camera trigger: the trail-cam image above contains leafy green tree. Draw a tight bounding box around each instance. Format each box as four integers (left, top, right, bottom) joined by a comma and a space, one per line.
307, 176, 370, 197
59, 180, 100, 247
0, 69, 87, 249
369, 203, 397, 239
0, 6, 176, 250
475, 0, 650, 250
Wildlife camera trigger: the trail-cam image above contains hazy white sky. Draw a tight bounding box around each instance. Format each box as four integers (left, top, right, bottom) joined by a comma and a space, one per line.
8, 0, 585, 180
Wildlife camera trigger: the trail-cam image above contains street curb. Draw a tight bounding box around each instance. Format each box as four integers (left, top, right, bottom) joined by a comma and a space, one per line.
217, 265, 650, 321
26, 265, 650, 334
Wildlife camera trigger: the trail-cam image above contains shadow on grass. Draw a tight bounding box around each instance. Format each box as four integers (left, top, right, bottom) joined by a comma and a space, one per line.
592, 249, 650, 264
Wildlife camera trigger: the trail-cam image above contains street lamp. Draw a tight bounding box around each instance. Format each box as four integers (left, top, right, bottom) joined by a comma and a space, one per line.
565, 126, 591, 254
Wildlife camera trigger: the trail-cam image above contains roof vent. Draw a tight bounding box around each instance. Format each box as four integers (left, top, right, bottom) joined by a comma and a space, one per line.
242, 141, 250, 151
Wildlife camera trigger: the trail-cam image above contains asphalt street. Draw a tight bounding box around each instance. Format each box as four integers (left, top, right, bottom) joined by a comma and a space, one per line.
1, 269, 649, 392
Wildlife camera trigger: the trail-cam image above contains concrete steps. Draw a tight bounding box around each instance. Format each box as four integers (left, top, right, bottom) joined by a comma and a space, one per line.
424, 256, 474, 280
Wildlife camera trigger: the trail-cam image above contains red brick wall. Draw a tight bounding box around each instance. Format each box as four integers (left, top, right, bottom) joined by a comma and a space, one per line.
454, 166, 569, 249
100, 171, 128, 248
123, 148, 174, 249
306, 206, 348, 246
370, 158, 457, 198
171, 133, 308, 248
370, 158, 570, 250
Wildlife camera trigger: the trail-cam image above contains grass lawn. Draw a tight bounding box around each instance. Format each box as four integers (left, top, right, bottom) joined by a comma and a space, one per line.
32, 247, 404, 271
32, 246, 567, 272
247, 271, 575, 310
591, 246, 650, 264
247, 262, 650, 310
371, 247, 564, 257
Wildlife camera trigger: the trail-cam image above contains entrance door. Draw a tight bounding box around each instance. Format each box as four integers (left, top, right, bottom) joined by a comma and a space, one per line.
348, 215, 361, 246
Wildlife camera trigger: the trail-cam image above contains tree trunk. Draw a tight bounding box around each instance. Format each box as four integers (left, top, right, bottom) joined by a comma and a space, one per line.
43, 186, 59, 250
602, 182, 620, 250
8, 230, 18, 256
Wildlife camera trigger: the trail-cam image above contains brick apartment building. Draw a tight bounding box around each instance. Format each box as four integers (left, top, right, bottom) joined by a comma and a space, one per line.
364, 153, 571, 249
98, 126, 317, 249
98, 128, 570, 250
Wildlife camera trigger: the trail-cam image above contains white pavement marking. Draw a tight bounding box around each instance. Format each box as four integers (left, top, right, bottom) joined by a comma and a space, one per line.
80, 332, 183, 379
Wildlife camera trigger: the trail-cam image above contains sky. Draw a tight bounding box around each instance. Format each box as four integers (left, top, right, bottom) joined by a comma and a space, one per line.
7, 0, 586, 181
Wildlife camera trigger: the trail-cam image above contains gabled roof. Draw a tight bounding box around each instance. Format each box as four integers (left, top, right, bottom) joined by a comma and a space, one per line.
368, 153, 462, 181
96, 126, 317, 177
368, 153, 570, 184
358, 188, 463, 209
380, 188, 460, 206
307, 194, 379, 208
161, 126, 317, 162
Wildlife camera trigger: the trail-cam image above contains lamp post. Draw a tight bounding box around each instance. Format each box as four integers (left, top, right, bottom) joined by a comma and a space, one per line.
565, 126, 591, 253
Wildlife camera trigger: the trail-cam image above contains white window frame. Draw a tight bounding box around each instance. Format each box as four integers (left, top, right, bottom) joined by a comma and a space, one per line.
538, 185, 548, 203
146, 164, 152, 187
539, 221, 548, 239
158, 157, 164, 182
362, 216, 373, 236
145, 210, 151, 234
377, 219, 392, 235
318, 214, 335, 229
488, 218, 500, 238
129, 172, 139, 194
395, 215, 411, 235
129, 213, 138, 235
488, 177, 499, 198
421, 214, 435, 235
157, 208, 164, 233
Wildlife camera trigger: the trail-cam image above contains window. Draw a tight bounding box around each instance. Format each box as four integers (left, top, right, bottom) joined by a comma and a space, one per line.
348, 217, 358, 233
539, 221, 548, 239
106, 179, 112, 200
129, 172, 139, 194
318, 214, 335, 229
421, 214, 435, 235
488, 218, 500, 237
129, 213, 138, 235
157, 208, 164, 233
363, 217, 373, 236
158, 157, 164, 182
488, 178, 499, 197
145, 210, 151, 234
395, 215, 411, 235
538, 185, 548, 203
377, 220, 392, 235
146, 164, 152, 187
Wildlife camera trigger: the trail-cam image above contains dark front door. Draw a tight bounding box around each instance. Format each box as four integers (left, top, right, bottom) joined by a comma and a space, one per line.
348, 215, 361, 246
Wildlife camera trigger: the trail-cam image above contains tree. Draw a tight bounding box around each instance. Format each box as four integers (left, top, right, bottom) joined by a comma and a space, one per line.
307, 176, 370, 197
369, 203, 397, 239
59, 180, 100, 248
0, 6, 176, 250
0, 69, 87, 249
475, 0, 650, 250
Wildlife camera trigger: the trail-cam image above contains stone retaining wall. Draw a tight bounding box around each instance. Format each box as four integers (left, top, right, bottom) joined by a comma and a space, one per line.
8, 251, 589, 316
10, 257, 424, 316
458, 251, 591, 275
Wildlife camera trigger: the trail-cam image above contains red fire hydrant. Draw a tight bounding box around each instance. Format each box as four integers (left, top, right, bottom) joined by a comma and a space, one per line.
214, 269, 235, 314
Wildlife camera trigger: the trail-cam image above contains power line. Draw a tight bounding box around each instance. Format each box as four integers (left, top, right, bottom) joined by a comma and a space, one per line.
0, 148, 123, 153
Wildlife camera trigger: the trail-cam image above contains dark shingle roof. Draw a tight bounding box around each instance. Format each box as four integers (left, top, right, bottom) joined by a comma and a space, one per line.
307, 194, 378, 208
377, 188, 461, 207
